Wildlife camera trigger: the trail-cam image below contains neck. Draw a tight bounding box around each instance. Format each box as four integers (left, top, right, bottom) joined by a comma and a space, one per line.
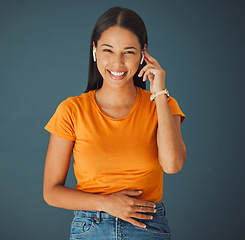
95, 82, 137, 107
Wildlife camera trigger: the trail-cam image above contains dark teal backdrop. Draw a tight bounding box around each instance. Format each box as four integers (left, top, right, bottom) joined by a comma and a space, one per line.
1, 0, 244, 239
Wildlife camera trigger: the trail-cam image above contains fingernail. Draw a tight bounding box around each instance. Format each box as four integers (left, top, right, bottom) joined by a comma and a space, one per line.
138, 190, 142, 194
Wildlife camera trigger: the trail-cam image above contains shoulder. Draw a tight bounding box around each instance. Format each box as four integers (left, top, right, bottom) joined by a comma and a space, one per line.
59, 91, 94, 110
139, 87, 151, 97
138, 87, 152, 103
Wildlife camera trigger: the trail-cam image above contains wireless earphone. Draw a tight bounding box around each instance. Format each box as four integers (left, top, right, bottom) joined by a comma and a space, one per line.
93, 48, 96, 62
93, 48, 144, 64
140, 51, 144, 65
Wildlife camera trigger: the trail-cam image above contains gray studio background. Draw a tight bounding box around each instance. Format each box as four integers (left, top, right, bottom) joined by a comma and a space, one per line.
1, 0, 244, 239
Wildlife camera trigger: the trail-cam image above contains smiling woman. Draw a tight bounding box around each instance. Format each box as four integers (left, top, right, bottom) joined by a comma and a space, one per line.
43, 6, 186, 240
93, 26, 142, 88
86, 7, 148, 92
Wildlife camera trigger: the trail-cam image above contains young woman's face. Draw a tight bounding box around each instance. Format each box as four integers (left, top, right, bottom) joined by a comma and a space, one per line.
93, 26, 143, 89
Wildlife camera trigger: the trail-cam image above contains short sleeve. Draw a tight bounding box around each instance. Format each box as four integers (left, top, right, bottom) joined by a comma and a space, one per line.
167, 97, 186, 124
44, 98, 76, 141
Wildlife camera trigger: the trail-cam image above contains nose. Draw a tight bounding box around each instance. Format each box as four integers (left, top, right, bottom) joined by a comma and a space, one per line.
112, 53, 124, 66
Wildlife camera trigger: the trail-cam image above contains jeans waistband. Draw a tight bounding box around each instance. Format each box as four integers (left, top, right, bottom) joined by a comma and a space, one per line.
74, 201, 166, 223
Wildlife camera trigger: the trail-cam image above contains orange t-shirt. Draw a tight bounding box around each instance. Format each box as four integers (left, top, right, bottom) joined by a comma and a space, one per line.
44, 86, 186, 202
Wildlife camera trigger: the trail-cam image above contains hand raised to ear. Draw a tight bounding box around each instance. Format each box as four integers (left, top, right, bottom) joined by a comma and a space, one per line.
138, 51, 166, 94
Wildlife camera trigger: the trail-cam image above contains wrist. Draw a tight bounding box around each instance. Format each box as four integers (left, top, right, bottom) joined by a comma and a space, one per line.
96, 194, 109, 212
150, 89, 170, 102
154, 93, 168, 103
152, 88, 165, 95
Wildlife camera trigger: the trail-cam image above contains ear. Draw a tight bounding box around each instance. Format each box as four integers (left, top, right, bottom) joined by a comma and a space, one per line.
92, 41, 96, 51
143, 44, 147, 52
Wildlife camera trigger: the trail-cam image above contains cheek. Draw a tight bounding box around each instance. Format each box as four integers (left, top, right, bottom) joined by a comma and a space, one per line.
128, 60, 140, 73
130, 55, 141, 66
96, 58, 109, 73
97, 53, 111, 63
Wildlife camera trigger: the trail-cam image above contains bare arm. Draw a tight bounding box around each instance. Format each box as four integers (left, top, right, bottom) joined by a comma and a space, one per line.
43, 133, 105, 211
138, 50, 187, 174
156, 95, 187, 174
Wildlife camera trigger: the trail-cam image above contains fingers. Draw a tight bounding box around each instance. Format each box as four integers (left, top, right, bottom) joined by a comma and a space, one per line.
144, 51, 158, 65
107, 190, 157, 229
138, 63, 155, 78
143, 69, 155, 82
115, 191, 156, 210
125, 205, 156, 228
131, 212, 153, 220
138, 51, 161, 81
135, 205, 156, 213
139, 67, 156, 82
126, 217, 147, 229
135, 200, 156, 209
120, 190, 142, 196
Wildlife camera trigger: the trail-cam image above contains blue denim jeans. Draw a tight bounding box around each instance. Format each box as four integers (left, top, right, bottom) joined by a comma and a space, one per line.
69, 201, 171, 240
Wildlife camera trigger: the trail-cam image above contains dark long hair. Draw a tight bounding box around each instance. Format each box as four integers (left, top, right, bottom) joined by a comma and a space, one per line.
84, 7, 148, 93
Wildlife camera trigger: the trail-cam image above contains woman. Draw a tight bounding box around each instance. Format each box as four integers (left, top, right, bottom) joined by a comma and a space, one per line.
43, 6, 187, 240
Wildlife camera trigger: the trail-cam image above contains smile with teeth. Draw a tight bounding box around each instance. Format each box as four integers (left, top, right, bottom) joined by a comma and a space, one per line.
108, 70, 127, 76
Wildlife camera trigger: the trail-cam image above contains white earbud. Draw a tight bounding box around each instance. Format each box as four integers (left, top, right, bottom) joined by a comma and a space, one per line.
140, 51, 144, 65
93, 48, 96, 62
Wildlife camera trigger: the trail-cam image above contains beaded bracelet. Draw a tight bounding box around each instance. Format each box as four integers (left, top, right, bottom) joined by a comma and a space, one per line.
150, 89, 170, 101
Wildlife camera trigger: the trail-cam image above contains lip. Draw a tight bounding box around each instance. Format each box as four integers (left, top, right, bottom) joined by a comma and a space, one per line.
107, 70, 127, 80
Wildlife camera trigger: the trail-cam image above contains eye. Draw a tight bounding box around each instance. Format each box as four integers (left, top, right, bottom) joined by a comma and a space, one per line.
124, 51, 135, 54
103, 49, 112, 53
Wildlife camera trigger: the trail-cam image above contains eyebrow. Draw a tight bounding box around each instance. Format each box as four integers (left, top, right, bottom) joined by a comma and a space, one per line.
101, 44, 137, 50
